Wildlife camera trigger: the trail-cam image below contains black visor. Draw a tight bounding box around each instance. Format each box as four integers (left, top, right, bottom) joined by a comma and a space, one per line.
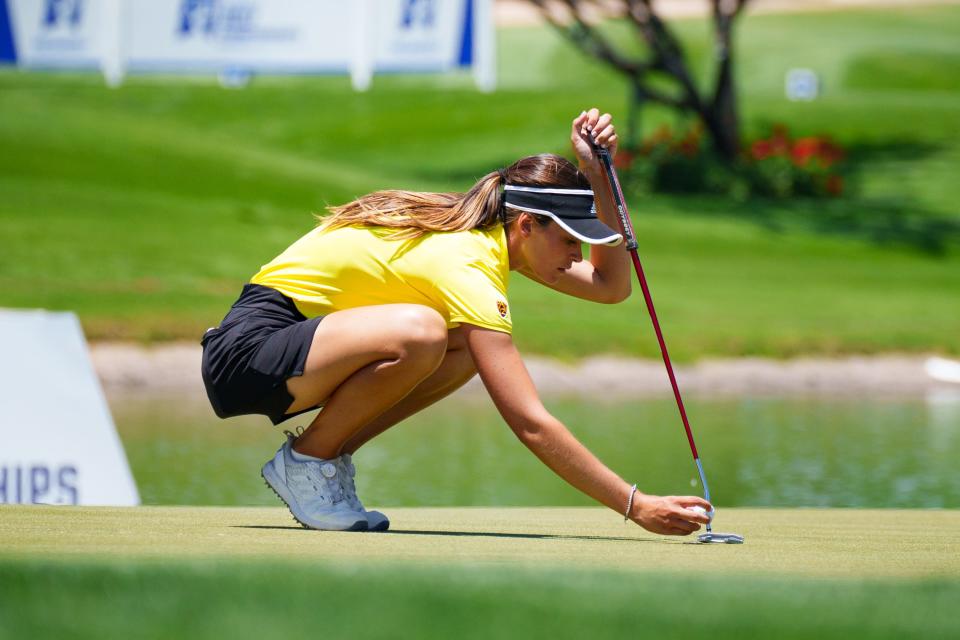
503, 185, 623, 246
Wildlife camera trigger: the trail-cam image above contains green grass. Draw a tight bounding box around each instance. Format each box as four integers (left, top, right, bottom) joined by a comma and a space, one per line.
2, 506, 959, 639
2, 561, 958, 640
1, 6, 959, 357
5, 505, 959, 577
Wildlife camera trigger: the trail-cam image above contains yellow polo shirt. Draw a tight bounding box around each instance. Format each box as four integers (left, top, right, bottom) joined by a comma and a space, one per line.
250, 225, 512, 333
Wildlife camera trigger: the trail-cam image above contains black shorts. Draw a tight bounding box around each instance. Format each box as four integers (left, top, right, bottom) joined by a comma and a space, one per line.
200, 284, 323, 425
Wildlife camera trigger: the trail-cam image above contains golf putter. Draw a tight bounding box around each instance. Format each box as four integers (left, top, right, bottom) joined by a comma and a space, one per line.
586, 130, 743, 545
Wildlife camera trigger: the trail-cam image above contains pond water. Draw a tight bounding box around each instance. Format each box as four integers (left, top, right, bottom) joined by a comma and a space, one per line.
111, 391, 960, 509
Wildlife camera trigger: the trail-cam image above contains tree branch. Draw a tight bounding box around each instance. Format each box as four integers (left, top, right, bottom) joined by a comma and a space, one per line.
624, 0, 703, 111
528, 0, 747, 161
710, 0, 739, 101
529, 0, 652, 76
633, 81, 694, 111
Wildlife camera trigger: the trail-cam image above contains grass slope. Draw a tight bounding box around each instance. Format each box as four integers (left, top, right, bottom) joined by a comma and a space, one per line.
1, 6, 959, 358
1, 506, 958, 639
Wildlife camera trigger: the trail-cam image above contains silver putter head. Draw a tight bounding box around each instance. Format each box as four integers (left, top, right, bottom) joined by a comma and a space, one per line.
697, 532, 744, 544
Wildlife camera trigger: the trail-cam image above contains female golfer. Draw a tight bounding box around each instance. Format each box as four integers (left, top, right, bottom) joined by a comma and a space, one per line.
201, 109, 712, 534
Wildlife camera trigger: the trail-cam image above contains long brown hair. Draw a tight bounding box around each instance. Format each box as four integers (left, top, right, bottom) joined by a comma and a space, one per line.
317, 153, 589, 239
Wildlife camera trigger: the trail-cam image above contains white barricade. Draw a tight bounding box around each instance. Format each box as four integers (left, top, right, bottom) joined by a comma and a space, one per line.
0, 309, 140, 506
0, 0, 495, 90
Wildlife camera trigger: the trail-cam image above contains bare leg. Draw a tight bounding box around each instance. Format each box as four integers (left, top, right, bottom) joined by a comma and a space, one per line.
340, 328, 477, 454
284, 304, 449, 459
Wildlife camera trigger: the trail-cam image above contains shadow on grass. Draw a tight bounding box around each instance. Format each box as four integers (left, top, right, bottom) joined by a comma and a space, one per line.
671, 197, 959, 256
838, 141, 960, 254
729, 199, 957, 255
845, 139, 943, 164
232, 525, 677, 544
384, 529, 667, 543
692, 140, 959, 254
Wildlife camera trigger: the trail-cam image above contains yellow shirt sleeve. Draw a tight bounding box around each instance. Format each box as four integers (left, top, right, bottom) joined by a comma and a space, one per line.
418, 227, 513, 333
436, 250, 513, 333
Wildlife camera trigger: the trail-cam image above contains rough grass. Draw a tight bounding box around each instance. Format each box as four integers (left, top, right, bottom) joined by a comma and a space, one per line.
1, 6, 959, 357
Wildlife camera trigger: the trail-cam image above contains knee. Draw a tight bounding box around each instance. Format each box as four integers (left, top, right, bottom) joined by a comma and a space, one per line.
392, 305, 448, 366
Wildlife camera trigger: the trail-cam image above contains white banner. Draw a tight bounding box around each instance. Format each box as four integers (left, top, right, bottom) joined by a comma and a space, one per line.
1, 0, 495, 90
124, 0, 354, 72
0, 309, 139, 506
5, 0, 104, 68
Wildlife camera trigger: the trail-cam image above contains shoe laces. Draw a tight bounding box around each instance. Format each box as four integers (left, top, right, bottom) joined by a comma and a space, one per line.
283, 428, 346, 504
284, 426, 306, 439
336, 454, 364, 511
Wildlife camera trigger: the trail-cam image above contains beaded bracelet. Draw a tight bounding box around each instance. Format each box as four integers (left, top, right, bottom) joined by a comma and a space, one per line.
624, 483, 638, 522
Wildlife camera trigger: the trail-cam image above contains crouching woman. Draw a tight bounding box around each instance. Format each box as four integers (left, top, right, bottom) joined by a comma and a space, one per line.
200, 109, 712, 534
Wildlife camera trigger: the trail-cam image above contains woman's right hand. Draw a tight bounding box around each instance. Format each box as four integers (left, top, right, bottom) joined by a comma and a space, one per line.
571, 108, 618, 178
631, 492, 714, 535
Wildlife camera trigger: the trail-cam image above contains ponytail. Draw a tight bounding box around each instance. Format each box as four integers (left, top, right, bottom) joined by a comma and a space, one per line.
317, 154, 587, 239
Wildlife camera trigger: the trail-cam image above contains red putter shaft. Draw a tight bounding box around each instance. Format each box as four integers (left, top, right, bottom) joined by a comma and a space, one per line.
587, 136, 700, 460
586, 133, 714, 534
626, 250, 700, 460
587, 131, 744, 542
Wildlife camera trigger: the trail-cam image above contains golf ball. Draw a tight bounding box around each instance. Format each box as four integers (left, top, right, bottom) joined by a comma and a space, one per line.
689, 506, 714, 522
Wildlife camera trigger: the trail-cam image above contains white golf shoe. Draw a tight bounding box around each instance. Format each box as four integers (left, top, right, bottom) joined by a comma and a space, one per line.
261, 434, 368, 532
337, 453, 390, 532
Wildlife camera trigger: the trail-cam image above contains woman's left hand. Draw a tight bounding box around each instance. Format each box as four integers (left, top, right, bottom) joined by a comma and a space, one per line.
571, 108, 618, 176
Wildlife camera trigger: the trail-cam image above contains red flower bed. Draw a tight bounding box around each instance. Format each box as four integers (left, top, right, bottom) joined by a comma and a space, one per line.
619, 124, 847, 199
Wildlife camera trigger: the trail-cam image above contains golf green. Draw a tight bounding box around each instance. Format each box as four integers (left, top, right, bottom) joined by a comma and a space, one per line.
2, 505, 957, 578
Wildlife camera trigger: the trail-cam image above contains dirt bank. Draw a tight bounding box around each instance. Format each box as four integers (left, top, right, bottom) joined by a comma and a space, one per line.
89, 342, 957, 400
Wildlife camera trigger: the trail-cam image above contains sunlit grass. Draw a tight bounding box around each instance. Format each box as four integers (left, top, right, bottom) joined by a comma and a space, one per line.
1, 6, 958, 356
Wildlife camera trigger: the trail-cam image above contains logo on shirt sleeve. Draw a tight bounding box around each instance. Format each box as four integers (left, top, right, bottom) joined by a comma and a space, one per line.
496, 300, 508, 318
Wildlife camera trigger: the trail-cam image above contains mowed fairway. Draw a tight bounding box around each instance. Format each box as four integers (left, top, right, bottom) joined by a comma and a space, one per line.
2, 505, 959, 577
2, 506, 959, 639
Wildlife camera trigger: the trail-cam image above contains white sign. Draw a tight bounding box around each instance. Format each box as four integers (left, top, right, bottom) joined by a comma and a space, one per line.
0, 0, 495, 90
0, 309, 140, 506
786, 68, 819, 102
123, 0, 352, 72
4, 0, 104, 68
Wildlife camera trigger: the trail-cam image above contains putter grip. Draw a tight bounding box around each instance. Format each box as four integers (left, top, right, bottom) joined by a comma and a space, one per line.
586, 131, 638, 250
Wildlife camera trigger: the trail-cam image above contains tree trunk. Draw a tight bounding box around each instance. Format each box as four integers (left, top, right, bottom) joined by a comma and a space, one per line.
707, 0, 742, 161
701, 105, 739, 161
529, 0, 748, 164
702, 53, 740, 161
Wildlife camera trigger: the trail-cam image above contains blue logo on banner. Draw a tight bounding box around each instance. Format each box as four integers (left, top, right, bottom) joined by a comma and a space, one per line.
43, 0, 83, 28
180, 0, 218, 35
401, 0, 435, 29
458, 0, 473, 66
0, 464, 79, 505
0, 0, 17, 63
178, 0, 286, 42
